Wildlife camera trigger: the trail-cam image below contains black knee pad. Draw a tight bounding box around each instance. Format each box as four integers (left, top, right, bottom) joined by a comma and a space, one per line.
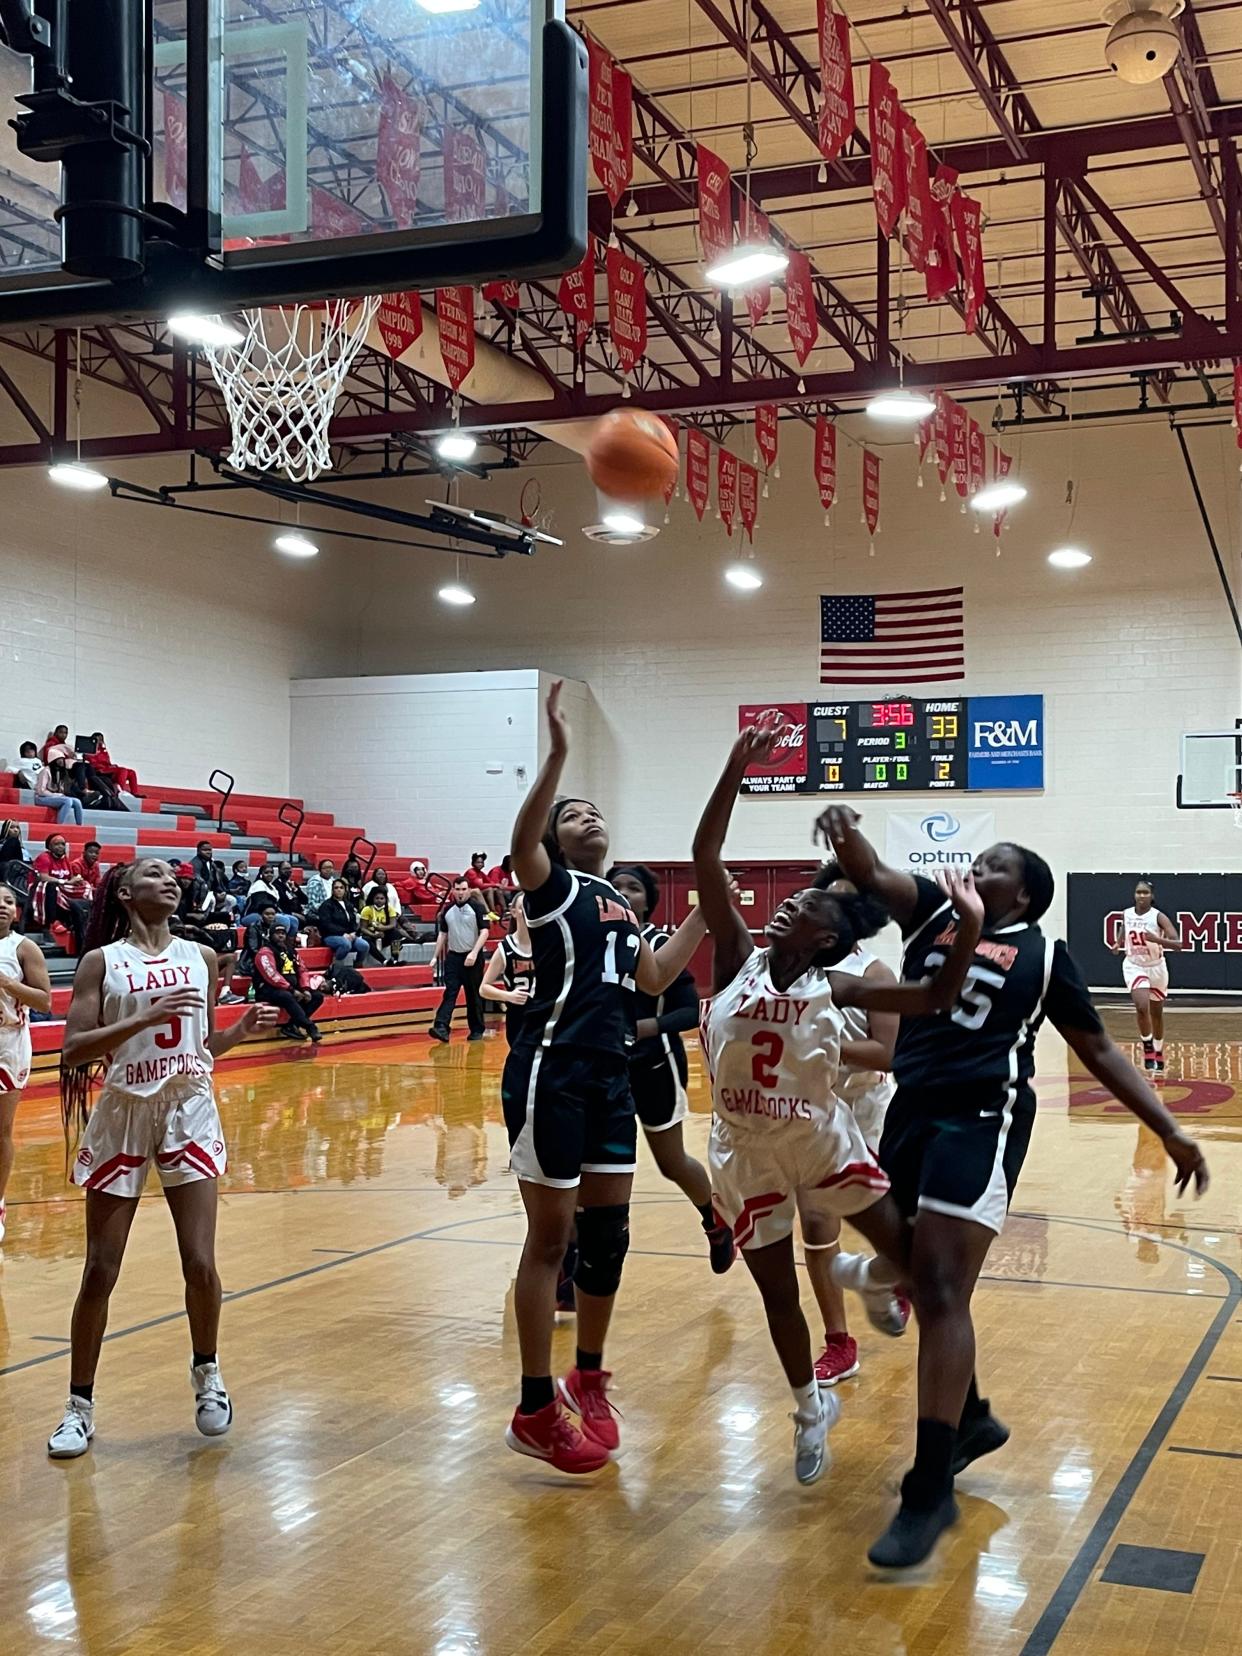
574, 1203, 630, 1298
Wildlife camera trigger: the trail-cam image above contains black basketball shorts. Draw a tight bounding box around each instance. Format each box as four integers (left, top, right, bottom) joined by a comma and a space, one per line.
879, 1083, 1037, 1235
502, 1046, 637, 1188
630, 1040, 690, 1133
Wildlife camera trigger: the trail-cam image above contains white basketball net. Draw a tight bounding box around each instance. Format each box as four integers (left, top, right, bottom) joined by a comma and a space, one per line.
1230, 793, 1242, 829
203, 297, 381, 482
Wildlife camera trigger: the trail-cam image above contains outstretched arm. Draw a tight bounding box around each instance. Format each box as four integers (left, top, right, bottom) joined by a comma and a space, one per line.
817, 804, 921, 930
692, 717, 787, 993
510, 679, 570, 894
839, 959, 898, 1070
1062, 1023, 1207, 1194
635, 908, 707, 995
830, 871, 983, 1016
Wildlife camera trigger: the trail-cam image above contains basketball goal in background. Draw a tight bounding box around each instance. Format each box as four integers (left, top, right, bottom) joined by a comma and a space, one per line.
1177, 726, 1242, 822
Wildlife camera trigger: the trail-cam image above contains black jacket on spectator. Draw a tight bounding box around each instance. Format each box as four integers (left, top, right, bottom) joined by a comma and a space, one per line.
193, 854, 229, 897
316, 898, 359, 936
275, 873, 305, 913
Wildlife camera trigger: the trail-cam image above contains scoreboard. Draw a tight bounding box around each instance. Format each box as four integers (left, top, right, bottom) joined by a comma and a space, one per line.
740, 698, 969, 795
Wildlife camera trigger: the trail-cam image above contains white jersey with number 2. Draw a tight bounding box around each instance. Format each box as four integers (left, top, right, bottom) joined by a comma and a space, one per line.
98, 936, 213, 1100
1123, 907, 1164, 966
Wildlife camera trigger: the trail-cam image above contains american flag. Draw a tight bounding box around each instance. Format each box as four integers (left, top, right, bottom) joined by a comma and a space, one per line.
820, 587, 965, 685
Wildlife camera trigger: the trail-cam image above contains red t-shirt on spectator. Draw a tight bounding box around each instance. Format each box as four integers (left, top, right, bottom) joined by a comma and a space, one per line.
486, 866, 513, 889
34, 851, 73, 883
464, 868, 488, 891
398, 876, 435, 905
71, 857, 102, 889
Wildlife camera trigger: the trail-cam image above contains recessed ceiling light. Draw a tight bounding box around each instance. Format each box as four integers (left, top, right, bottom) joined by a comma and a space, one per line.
438, 581, 476, 605
971, 480, 1028, 512
865, 387, 938, 422
725, 563, 764, 591
167, 313, 245, 348
601, 507, 645, 535
274, 531, 319, 558
1048, 545, 1092, 569
435, 430, 478, 461
47, 461, 109, 492
704, 243, 790, 287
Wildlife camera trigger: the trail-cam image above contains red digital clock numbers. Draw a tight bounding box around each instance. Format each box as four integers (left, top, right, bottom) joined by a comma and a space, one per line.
870, 701, 915, 727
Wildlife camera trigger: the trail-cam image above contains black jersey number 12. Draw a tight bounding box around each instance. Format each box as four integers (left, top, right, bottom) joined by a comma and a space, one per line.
602, 930, 640, 992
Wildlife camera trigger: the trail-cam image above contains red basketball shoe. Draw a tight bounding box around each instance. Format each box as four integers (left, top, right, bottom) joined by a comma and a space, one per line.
505, 1398, 611, 1474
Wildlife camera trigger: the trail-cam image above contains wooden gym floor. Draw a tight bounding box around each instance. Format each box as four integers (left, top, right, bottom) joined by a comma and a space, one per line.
2, 1008, 1242, 1656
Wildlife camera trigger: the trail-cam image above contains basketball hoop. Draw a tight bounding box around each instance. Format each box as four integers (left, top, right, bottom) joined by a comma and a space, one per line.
202, 298, 381, 483
1229, 792, 1242, 829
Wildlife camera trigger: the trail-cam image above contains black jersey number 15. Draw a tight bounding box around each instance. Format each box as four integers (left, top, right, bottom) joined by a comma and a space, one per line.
923, 953, 1007, 1031
602, 930, 640, 992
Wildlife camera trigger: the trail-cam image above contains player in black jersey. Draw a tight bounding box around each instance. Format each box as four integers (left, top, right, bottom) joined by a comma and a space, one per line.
480, 892, 535, 1046
503, 682, 707, 1475
821, 806, 1210, 1569
606, 863, 734, 1273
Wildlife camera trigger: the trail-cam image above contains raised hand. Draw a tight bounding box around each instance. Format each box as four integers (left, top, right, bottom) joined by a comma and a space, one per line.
546, 679, 570, 758
938, 868, 984, 929
814, 803, 861, 851
733, 709, 789, 771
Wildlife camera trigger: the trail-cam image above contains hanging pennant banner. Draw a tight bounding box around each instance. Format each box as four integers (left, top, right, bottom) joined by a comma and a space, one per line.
483, 185, 521, 308
163, 92, 188, 206
611, 65, 633, 202
377, 78, 424, 229
311, 185, 370, 238
817, 0, 855, 164
952, 192, 986, 334
697, 144, 734, 267
992, 445, 1013, 539
377, 291, 423, 359
784, 248, 819, 365
868, 62, 905, 238
967, 417, 986, 498
558, 234, 595, 346
661, 418, 681, 504
238, 147, 283, 215
443, 127, 487, 223
916, 413, 933, 466
739, 461, 759, 540
926, 164, 959, 301
606, 244, 647, 375
949, 398, 969, 498
933, 390, 952, 487
686, 428, 711, 520
755, 403, 779, 471
863, 450, 881, 536
738, 197, 773, 327
814, 414, 837, 512
718, 448, 739, 534
901, 112, 934, 275
588, 39, 633, 208
436, 286, 476, 389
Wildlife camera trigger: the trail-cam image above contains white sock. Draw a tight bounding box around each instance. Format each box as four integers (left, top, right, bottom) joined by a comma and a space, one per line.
830, 1250, 900, 1292
1153, 1038, 1164, 1052
790, 1379, 819, 1422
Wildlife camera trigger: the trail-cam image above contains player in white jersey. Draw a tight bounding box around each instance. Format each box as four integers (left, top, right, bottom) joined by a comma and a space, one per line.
694, 717, 983, 1485
795, 862, 901, 1387
47, 859, 276, 1460
1112, 879, 1181, 1073
0, 881, 53, 1243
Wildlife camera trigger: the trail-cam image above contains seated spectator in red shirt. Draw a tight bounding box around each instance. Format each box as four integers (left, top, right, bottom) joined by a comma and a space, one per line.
33, 832, 92, 952
88, 732, 138, 795
464, 853, 489, 892
398, 860, 436, 905
70, 840, 103, 890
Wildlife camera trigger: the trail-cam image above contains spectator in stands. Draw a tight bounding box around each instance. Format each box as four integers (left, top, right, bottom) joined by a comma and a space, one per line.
70, 840, 103, 892
23, 751, 85, 828
430, 878, 490, 1042
87, 732, 138, 795
227, 860, 251, 900
243, 864, 298, 934
33, 833, 92, 953
484, 853, 516, 917
191, 840, 236, 915
464, 853, 490, 893
251, 923, 324, 1043
360, 872, 403, 965
1, 819, 24, 875
317, 878, 370, 966
341, 856, 366, 905
40, 727, 123, 809
274, 864, 305, 917
398, 860, 435, 906
172, 863, 242, 1004
304, 858, 336, 914
239, 901, 277, 977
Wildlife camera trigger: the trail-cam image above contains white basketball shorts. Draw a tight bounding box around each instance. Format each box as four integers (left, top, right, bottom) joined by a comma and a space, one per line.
1123, 957, 1169, 1000
71, 1083, 227, 1197
0, 1024, 32, 1092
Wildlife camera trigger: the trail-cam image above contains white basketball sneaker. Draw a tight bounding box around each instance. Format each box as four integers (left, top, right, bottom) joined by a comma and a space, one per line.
832, 1250, 910, 1337
191, 1361, 233, 1437
791, 1388, 840, 1485
48, 1396, 95, 1459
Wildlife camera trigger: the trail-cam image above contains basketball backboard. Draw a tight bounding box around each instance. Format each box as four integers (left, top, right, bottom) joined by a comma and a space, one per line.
1176, 728, 1242, 809
0, 0, 585, 323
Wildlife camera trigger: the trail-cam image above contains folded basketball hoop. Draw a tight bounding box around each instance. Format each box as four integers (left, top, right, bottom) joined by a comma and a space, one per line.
203, 298, 381, 482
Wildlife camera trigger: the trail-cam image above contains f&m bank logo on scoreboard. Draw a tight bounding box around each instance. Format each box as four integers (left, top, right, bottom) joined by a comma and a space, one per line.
966, 696, 1044, 790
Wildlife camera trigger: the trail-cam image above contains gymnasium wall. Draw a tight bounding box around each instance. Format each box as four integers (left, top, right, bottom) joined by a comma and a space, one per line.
324, 414, 1242, 937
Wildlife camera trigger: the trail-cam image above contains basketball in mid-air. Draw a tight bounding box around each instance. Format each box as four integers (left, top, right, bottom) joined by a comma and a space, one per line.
585, 410, 680, 503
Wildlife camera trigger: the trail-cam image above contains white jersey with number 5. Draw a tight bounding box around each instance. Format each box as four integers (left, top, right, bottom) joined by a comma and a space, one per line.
98, 936, 213, 1100
1123, 907, 1164, 966
703, 948, 846, 1136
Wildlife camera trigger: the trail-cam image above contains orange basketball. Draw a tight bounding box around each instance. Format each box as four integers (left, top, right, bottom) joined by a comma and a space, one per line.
585, 410, 680, 504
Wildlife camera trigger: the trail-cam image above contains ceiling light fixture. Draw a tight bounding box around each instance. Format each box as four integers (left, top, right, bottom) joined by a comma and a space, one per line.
48, 461, 108, 492
601, 507, 646, 536
438, 581, 476, 605
435, 430, 478, 462
704, 243, 790, 288
274, 531, 319, 558
970, 479, 1029, 513
865, 387, 938, 422
1048, 546, 1092, 569
725, 563, 764, 591
167, 313, 245, 349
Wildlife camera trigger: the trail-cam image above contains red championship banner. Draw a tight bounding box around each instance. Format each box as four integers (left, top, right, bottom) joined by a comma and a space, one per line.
901, 112, 933, 275
376, 78, 423, 229
697, 144, 733, 266
952, 192, 986, 334
967, 417, 986, 499
949, 397, 969, 499
927, 164, 959, 301
863, 450, 881, 536
606, 245, 647, 375
814, 414, 837, 514
755, 402, 779, 472
738, 196, 773, 327
916, 412, 933, 466
868, 62, 905, 238
588, 38, 632, 207
377, 291, 423, 359
992, 444, 1013, 539
436, 286, 476, 389
784, 248, 819, 366
817, 0, 855, 164
739, 461, 759, 540
718, 447, 739, 534
483, 184, 521, 308
443, 127, 486, 224
163, 92, 187, 206
311, 185, 369, 238
933, 390, 952, 488
611, 64, 633, 204
238, 147, 282, 214
661, 418, 681, 504
558, 234, 595, 346
686, 427, 711, 520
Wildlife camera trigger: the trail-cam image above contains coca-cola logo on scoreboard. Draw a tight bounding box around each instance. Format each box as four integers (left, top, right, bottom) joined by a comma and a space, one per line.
739, 703, 808, 777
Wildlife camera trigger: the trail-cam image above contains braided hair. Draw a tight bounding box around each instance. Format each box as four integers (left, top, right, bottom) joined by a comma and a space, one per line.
60, 861, 138, 1165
